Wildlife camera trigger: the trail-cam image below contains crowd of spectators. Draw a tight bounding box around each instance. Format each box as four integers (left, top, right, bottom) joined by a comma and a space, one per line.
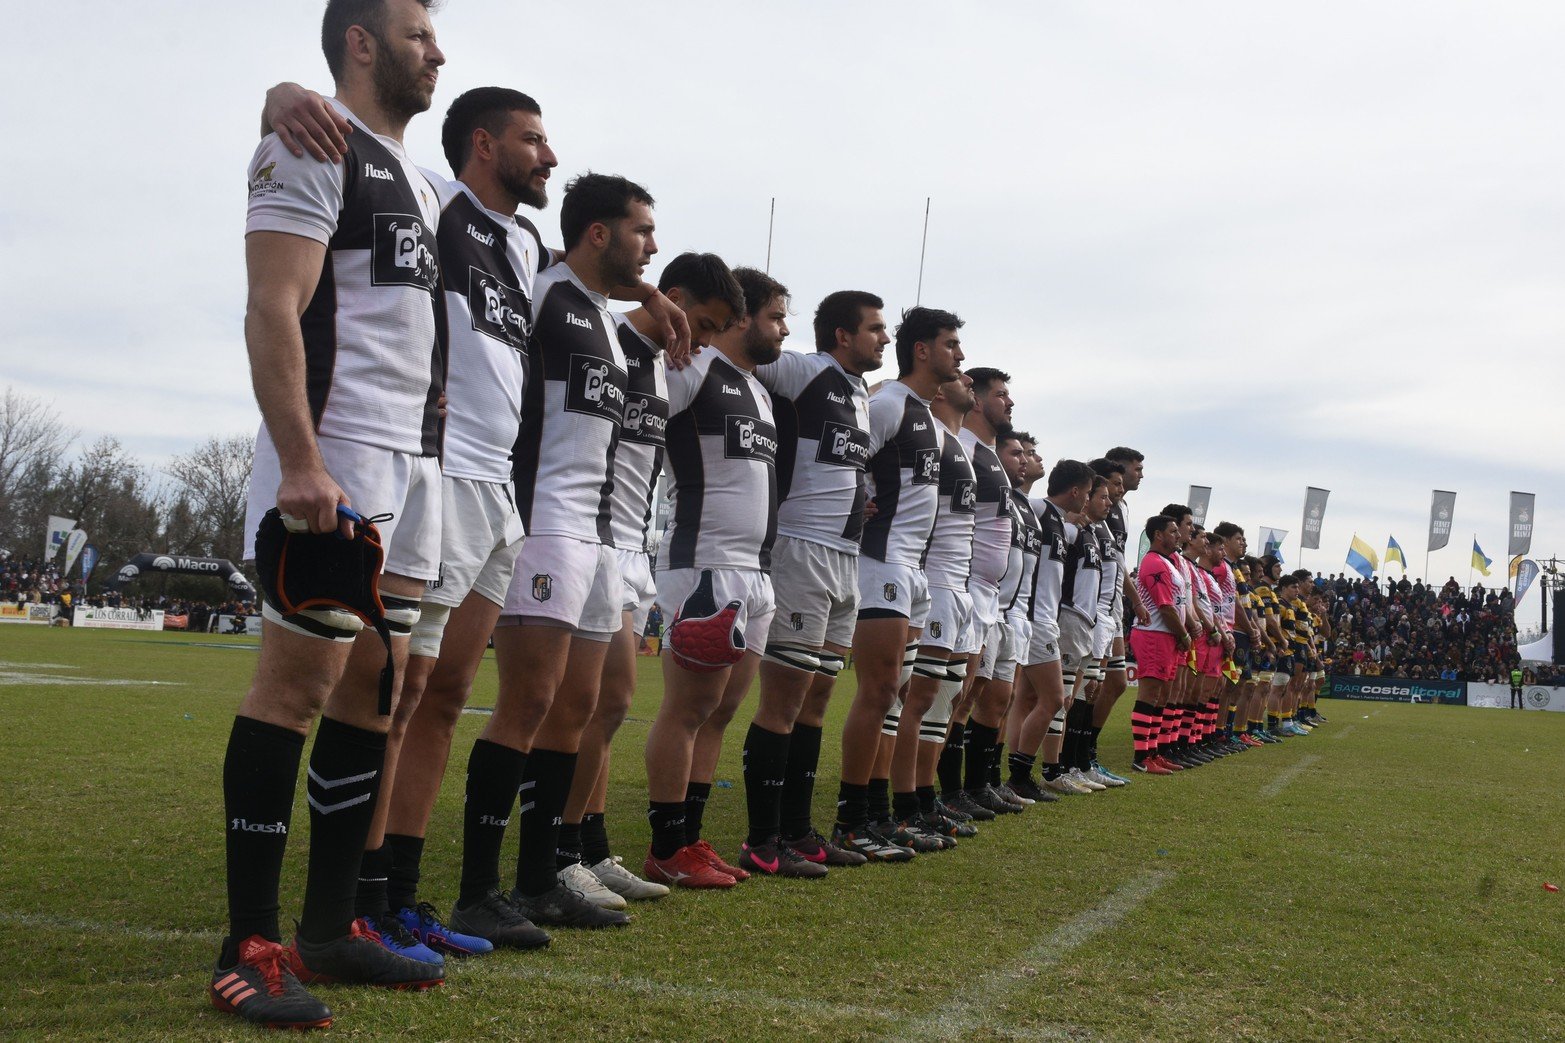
1317, 574, 1522, 683
0, 553, 68, 604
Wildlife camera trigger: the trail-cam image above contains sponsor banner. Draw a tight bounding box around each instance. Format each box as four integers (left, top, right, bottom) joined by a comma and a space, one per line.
1508, 491, 1536, 557
81, 543, 100, 583
1187, 486, 1212, 527
1325, 674, 1466, 705
45, 515, 76, 561
1300, 487, 1330, 550
0, 603, 55, 625
163, 613, 189, 630
1515, 559, 1541, 605
1428, 490, 1456, 552
72, 607, 166, 631
62, 529, 88, 577
215, 614, 264, 636
1467, 682, 1565, 712
1260, 527, 1287, 563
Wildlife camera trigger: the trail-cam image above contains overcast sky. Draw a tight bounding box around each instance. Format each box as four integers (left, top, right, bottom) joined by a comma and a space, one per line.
4, 1, 1561, 591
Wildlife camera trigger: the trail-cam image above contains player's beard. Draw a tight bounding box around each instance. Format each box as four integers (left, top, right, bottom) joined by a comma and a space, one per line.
372, 42, 435, 121
743, 324, 783, 366
602, 228, 645, 291
498, 155, 548, 209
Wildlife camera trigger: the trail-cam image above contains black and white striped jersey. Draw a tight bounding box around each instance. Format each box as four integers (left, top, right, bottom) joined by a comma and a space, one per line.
859, 382, 941, 567
426, 175, 548, 483
1106, 500, 1130, 576
511, 263, 626, 545
925, 424, 977, 590
1093, 520, 1121, 616
758, 352, 871, 554
662, 351, 778, 571
246, 99, 441, 457
957, 428, 1012, 588
1026, 497, 1070, 626
1002, 490, 1043, 615
1061, 518, 1105, 623
610, 315, 668, 553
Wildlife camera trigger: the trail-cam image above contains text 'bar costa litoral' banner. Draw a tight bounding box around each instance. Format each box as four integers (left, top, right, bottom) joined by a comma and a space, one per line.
1187, 486, 1212, 527
1509, 491, 1536, 557
1325, 675, 1467, 705
1429, 490, 1456, 552
1300, 487, 1330, 550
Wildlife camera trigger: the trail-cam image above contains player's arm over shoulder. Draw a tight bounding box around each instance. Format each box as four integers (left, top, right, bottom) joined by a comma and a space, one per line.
753, 349, 813, 396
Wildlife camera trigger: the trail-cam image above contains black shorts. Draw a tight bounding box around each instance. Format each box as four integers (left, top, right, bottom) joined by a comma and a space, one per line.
1274, 655, 1295, 679
1231, 632, 1253, 681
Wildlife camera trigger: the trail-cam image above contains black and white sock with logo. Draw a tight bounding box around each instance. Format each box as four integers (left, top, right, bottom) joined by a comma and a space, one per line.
222, 715, 305, 951
298, 716, 386, 944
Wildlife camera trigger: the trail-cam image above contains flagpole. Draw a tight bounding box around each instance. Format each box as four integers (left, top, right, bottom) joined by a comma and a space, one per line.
765, 197, 776, 274
1468, 532, 1474, 592
915, 197, 931, 305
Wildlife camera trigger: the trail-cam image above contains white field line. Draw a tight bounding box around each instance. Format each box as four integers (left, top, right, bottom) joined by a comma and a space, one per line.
1333, 725, 1356, 740
11, 912, 223, 943
1260, 754, 1321, 798
897, 869, 1173, 1042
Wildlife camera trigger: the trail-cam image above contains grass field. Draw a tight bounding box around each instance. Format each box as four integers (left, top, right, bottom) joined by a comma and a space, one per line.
3, 626, 1564, 1041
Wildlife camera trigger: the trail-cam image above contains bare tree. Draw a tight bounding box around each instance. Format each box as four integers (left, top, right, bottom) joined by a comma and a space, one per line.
50, 436, 161, 574
165, 434, 254, 562
0, 387, 74, 554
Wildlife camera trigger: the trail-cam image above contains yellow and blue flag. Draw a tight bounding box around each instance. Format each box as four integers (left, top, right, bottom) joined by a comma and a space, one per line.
1472, 539, 1493, 576
1385, 535, 1406, 571
1346, 535, 1379, 579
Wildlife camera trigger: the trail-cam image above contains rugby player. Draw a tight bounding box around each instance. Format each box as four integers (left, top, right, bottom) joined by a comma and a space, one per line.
1129, 516, 1192, 774
993, 434, 1049, 811
642, 268, 788, 888
1047, 472, 1108, 793
1081, 457, 1131, 784
216, 0, 447, 1026
1008, 460, 1095, 798
1060, 474, 1125, 788
1092, 448, 1147, 764
555, 253, 744, 900
831, 307, 965, 861
736, 290, 886, 875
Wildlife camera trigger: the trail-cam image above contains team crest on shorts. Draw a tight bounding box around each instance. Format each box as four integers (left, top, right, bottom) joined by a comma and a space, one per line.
929, 621, 943, 639
1045, 642, 1056, 655
532, 574, 553, 602
790, 612, 804, 631
883, 583, 898, 602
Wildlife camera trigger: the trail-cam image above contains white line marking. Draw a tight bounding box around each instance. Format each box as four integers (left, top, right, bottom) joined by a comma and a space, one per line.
1260, 754, 1321, 798
1333, 725, 1356, 740
10, 912, 222, 943
898, 869, 1173, 1041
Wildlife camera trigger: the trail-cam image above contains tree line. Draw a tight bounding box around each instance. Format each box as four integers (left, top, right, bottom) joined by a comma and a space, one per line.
0, 387, 254, 594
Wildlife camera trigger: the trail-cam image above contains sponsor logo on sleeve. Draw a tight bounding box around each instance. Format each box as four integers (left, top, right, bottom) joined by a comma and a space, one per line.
372, 212, 439, 292
248, 161, 285, 198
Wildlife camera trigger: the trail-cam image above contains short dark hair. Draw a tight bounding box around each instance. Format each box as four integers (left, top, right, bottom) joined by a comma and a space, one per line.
322, 0, 438, 81
997, 431, 1023, 450
1046, 459, 1095, 497
1088, 457, 1125, 478
1213, 521, 1243, 539
894, 306, 962, 377
1011, 429, 1035, 445
1161, 502, 1192, 522
1145, 515, 1175, 542
1088, 475, 1108, 496
559, 173, 654, 251
441, 87, 541, 176
965, 366, 1011, 397
657, 252, 745, 319
731, 268, 788, 319
1105, 446, 1144, 464
813, 291, 884, 352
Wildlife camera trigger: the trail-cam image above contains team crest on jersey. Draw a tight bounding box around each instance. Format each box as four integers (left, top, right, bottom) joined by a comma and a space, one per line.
913, 448, 939, 486
724, 415, 779, 464
883, 583, 898, 602
929, 621, 943, 639
532, 574, 553, 602
468, 267, 531, 350
565, 353, 628, 422
790, 612, 804, 631
372, 212, 438, 292
816, 421, 871, 470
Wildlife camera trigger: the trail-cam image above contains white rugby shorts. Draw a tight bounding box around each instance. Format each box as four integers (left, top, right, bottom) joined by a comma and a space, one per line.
656, 566, 775, 657
924, 585, 975, 654
424, 476, 525, 609
767, 535, 859, 649
857, 557, 932, 630
616, 547, 657, 639
499, 535, 621, 639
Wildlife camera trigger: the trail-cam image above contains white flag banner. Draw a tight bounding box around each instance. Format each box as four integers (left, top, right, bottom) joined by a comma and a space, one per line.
61, 530, 88, 577
1428, 490, 1456, 552
1508, 492, 1535, 557
1260, 527, 1288, 563
45, 515, 76, 562
1300, 487, 1330, 550
1187, 486, 1212, 528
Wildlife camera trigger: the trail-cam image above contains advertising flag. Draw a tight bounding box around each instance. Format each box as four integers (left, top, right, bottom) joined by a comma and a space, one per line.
1428, 490, 1456, 551
80, 544, 100, 583
1300, 487, 1330, 550
45, 516, 76, 562
1136, 530, 1151, 567
1346, 535, 1379, 579
1260, 527, 1287, 563
1472, 539, 1493, 577
61, 529, 88, 577
1515, 559, 1541, 605
1385, 536, 1406, 571
1187, 486, 1212, 527
1508, 492, 1536, 556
